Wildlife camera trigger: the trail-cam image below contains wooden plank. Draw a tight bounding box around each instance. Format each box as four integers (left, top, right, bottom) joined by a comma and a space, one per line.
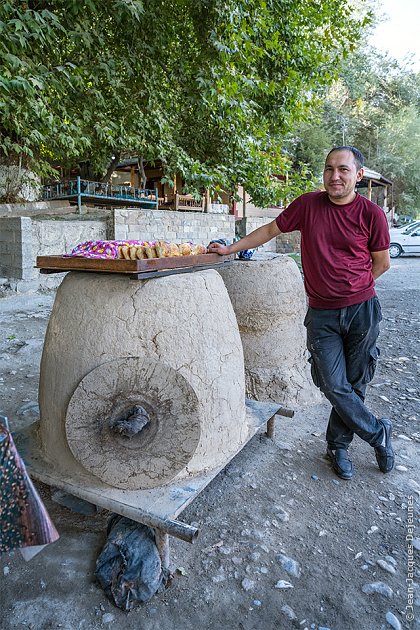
36, 254, 233, 274
37, 256, 137, 272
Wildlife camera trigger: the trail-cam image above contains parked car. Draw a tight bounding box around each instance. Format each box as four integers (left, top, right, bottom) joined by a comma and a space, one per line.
389, 220, 420, 236
389, 226, 420, 258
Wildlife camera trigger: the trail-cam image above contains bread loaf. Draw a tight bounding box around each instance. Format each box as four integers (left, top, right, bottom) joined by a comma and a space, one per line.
155, 241, 170, 258
116, 240, 207, 260
168, 243, 181, 257
144, 244, 158, 259
179, 242, 192, 256
191, 243, 207, 255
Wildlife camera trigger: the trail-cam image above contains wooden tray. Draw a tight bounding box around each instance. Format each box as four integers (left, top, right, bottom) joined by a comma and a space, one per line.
36, 254, 233, 279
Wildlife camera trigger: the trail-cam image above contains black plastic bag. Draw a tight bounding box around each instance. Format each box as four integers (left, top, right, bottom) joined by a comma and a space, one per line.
95, 515, 166, 610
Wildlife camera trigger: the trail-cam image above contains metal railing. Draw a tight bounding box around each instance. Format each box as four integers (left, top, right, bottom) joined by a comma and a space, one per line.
42, 176, 158, 211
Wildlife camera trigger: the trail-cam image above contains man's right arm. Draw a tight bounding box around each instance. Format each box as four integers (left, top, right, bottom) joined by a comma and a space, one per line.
208, 219, 282, 256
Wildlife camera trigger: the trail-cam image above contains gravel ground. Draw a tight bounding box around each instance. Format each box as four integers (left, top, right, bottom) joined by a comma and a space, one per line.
0, 257, 419, 630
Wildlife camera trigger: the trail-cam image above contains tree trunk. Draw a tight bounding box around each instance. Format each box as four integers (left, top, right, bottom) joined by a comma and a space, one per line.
138, 156, 147, 189
100, 153, 121, 183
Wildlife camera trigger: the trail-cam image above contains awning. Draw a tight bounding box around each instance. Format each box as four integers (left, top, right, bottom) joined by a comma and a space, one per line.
357, 167, 393, 188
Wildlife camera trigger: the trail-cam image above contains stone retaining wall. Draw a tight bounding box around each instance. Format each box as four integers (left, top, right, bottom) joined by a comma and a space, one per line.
237, 217, 301, 254
276, 231, 301, 253
0, 207, 300, 292
238, 217, 277, 253
0, 217, 34, 287
31, 218, 108, 290
0, 208, 236, 291
114, 208, 235, 244
0, 200, 75, 218
0, 216, 107, 291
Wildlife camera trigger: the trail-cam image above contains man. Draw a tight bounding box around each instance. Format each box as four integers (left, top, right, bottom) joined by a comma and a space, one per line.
208, 146, 394, 480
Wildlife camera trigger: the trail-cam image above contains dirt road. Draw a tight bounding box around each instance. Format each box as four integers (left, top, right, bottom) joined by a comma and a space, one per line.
1, 257, 419, 630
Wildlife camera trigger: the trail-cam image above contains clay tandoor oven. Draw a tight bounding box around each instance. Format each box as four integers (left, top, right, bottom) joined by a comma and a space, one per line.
38, 270, 249, 490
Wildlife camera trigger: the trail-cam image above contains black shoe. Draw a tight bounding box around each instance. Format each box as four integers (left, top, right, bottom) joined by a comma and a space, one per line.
374, 419, 395, 473
326, 447, 353, 480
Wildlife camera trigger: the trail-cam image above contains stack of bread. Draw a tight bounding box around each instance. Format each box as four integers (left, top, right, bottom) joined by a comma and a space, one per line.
68, 239, 208, 260
118, 241, 207, 260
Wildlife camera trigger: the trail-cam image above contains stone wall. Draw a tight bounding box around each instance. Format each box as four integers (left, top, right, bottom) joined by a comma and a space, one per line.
0, 217, 34, 289
236, 216, 277, 253
236, 216, 301, 254
0, 200, 75, 218
0, 207, 300, 292
0, 208, 236, 292
32, 218, 108, 290
0, 216, 107, 291
114, 208, 235, 244
31, 217, 108, 259
236, 217, 300, 254
276, 231, 301, 253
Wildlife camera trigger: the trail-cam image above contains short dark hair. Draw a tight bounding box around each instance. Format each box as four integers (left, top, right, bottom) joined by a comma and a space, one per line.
326, 146, 364, 170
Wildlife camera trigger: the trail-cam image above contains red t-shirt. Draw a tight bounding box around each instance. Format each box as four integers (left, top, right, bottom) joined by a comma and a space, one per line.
276, 191, 390, 309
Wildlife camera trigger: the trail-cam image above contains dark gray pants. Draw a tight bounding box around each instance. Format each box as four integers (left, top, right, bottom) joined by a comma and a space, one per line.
304, 297, 384, 450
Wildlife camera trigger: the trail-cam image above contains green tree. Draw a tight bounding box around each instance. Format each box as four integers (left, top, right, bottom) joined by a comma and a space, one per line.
0, 0, 369, 204
285, 46, 420, 214
377, 105, 420, 215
